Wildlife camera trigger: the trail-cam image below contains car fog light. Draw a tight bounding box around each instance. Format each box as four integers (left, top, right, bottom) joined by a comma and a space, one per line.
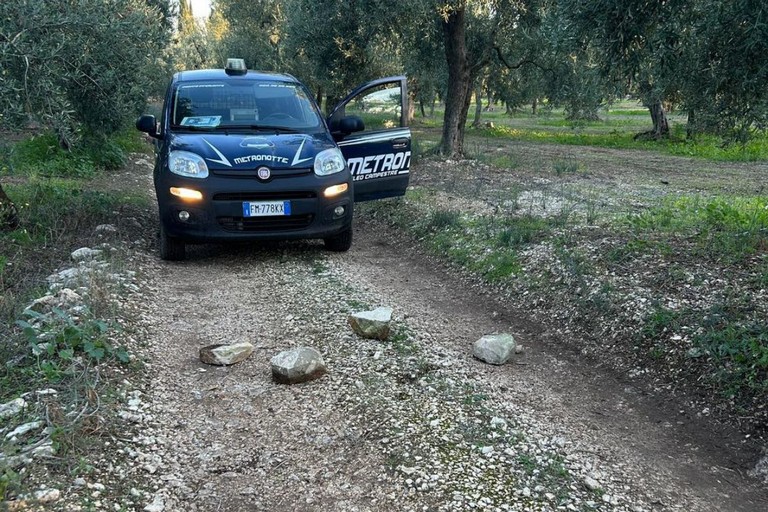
178, 210, 190, 222
170, 187, 203, 201
333, 206, 345, 218
324, 183, 348, 198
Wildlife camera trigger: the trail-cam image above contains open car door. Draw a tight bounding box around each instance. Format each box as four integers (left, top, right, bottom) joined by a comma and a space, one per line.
328, 76, 411, 202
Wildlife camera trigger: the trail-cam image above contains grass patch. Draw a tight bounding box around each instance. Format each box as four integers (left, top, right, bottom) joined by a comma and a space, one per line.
7, 129, 149, 178
623, 196, 768, 263
478, 124, 768, 162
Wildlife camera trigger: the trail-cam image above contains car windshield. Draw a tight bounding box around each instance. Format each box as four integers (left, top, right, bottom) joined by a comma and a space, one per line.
170, 80, 323, 132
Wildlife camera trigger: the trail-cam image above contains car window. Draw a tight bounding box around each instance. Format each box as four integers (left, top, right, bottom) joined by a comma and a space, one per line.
170, 80, 323, 131
342, 83, 403, 132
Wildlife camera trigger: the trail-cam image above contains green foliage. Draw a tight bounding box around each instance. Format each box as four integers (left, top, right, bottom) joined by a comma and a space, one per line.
552, 157, 580, 175
639, 300, 768, 399
0, 0, 170, 148
425, 210, 461, 232
624, 196, 768, 262
16, 308, 129, 368
478, 123, 768, 162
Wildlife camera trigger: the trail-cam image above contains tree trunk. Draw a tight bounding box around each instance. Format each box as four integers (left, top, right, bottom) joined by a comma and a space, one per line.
686, 109, 696, 139
471, 82, 483, 128
634, 99, 670, 140
531, 98, 538, 115
649, 100, 670, 138
407, 90, 416, 124
316, 88, 323, 108
419, 101, 426, 118
439, 4, 473, 158
0, 183, 19, 231
429, 99, 436, 118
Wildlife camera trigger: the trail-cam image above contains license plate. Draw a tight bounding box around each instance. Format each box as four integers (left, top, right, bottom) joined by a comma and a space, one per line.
242, 200, 291, 217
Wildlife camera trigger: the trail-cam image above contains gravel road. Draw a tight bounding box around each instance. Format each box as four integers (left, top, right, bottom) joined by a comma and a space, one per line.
121, 209, 767, 512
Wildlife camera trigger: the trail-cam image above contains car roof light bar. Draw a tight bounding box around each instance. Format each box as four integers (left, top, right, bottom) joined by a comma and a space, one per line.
225, 58, 247, 75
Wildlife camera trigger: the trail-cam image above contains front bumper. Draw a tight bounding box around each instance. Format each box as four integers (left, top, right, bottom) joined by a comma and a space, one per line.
156, 170, 353, 243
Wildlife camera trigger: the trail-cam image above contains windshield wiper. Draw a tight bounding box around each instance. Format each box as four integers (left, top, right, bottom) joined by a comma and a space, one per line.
226, 124, 301, 133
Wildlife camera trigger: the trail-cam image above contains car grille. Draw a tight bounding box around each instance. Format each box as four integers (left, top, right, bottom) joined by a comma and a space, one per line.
213, 191, 316, 201
217, 214, 314, 232
211, 168, 312, 178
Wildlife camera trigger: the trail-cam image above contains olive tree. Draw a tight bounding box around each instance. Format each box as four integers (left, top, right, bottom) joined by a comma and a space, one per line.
0, 0, 170, 148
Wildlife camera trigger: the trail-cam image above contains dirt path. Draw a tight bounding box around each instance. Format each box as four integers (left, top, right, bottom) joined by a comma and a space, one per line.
116, 143, 768, 511
133, 226, 767, 511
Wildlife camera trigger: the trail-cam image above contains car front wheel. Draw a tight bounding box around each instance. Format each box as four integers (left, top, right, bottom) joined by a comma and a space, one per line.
324, 227, 352, 252
159, 224, 186, 261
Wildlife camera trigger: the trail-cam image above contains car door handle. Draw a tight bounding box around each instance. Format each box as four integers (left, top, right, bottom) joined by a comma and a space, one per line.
392, 138, 409, 149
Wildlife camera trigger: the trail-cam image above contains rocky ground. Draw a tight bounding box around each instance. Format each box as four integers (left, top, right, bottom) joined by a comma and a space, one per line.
2, 145, 768, 511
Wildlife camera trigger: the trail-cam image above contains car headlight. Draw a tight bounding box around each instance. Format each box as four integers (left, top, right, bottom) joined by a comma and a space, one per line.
168, 150, 209, 178
314, 148, 345, 176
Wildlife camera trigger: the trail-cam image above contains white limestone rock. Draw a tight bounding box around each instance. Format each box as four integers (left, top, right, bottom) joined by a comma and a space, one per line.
71, 247, 103, 262
0, 398, 27, 420
472, 333, 516, 365
199, 342, 254, 366
271, 347, 327, 384
348, 307, 393, 340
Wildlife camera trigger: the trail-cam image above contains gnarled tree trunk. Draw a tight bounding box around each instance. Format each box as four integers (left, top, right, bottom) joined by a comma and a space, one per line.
649, 100, 670, 138
634, 99, 670, 140
439, 5, 474, 158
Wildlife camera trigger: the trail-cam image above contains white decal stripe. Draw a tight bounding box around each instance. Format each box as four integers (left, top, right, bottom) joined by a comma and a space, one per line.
291, 137, 313, 166
337, 130, 411, 147
202, 139, 232, 167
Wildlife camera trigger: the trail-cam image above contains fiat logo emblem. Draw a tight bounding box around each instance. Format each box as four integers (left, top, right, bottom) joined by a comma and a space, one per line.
257, 166, 271, 180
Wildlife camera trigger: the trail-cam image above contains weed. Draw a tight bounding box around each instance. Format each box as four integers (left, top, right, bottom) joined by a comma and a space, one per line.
16, 308, 129, 365
552, 157, 581, 175
496, 215, 550, 247
390, 325, 419, 356
311, 259, 329, 275
641, 306, 682, 340
425, 210, 461, 232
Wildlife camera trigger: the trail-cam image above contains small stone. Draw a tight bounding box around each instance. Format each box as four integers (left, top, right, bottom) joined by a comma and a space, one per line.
71, 247, 103, 262
271, 347, 327, 384
144, 495, 164, 512
95, 224, 118, 234
583, 476, 601, 491
472, 334, 516, 365
33, 488, 60, 503
74, 478, 86, 487
0, 398, 27, 420
348, 307, 393, 340
199, 342, 254, 366
481, 446, 494, 455
5, 421, 43, 440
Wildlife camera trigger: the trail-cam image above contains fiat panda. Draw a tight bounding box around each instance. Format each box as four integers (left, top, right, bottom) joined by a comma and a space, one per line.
137, 59, 410, 260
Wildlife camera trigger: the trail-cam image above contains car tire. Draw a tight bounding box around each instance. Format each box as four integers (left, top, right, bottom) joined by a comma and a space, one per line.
324, 227, 353, 252
159, 224, 186, 261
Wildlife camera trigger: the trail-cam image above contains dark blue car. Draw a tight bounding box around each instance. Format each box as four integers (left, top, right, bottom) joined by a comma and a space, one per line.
137, 59, 410, 260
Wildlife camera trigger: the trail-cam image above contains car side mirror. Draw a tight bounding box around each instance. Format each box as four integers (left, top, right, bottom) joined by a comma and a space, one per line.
331, 115, 365, 135
136, 115, 160, 138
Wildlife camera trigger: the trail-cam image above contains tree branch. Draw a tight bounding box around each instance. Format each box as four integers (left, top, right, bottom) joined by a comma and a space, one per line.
493, 46, 553, 73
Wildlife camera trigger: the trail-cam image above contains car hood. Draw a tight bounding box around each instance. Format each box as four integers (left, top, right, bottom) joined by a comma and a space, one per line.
168, 132, 336, 170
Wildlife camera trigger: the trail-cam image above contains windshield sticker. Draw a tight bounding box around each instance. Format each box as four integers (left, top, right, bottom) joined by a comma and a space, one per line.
180, 116, 221, 128
178, 84, 225, 89
347, 151, 411, 181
